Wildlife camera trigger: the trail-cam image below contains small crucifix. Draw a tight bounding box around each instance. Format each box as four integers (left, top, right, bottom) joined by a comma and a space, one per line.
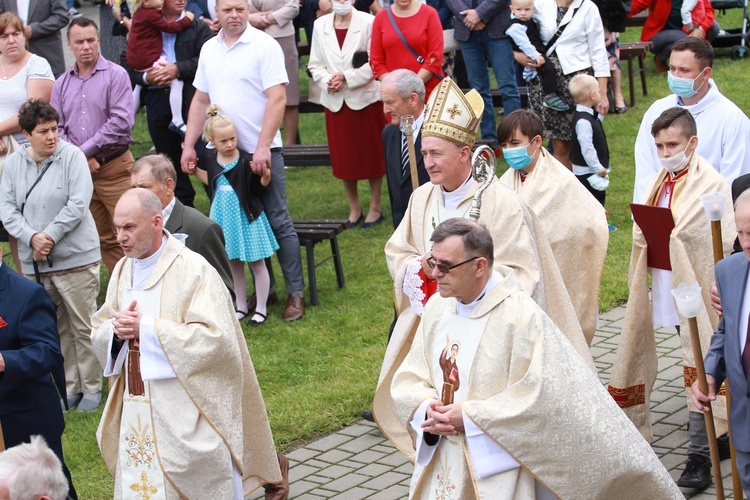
446, 103, 462, 119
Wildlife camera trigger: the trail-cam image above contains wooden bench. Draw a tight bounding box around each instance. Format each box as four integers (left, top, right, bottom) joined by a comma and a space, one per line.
626, 11, 648, 28
619, 42, 652, 108
294, 219, 349, 306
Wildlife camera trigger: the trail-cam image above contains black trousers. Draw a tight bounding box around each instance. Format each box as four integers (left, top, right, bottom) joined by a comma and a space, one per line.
576, 173, 606, 206
142, 86, 206, 207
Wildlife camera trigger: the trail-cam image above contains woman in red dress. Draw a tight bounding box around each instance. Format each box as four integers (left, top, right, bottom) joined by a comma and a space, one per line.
370, 0, 444, 99
308, 0, 387, 227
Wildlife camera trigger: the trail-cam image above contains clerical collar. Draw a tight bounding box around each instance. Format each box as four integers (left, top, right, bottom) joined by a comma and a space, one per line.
455, 270, 502, 317
441, 173, 474, 210
132, 234, 169, 291
162, 197, 176, 225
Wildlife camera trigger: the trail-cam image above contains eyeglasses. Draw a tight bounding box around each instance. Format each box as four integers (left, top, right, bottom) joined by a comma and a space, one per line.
426, 255, 479, 274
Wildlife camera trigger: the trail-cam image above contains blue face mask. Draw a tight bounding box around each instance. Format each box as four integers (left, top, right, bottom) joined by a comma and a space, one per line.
502, 141, 537, 170
668, 68, 706, 98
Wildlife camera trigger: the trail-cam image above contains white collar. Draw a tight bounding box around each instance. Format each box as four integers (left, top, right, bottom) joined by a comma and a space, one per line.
441, 172, 474, 210
455, 270, 502, 317
162, 197, 177, 225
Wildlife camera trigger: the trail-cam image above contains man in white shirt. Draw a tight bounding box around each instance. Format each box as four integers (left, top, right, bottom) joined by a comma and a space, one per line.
633, 36, 750, 204
181, 0, 306, 322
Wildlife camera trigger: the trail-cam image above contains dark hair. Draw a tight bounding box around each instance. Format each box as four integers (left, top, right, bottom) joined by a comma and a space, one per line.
67, 17, 99, 39
671, 37, 714, 69
430, 218, 494, 266
651, 107, 697, 139
17, 99, 59, 133
497, 109, 544, 145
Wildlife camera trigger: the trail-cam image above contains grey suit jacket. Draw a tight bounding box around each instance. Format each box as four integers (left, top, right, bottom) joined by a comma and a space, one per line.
0, 0, 69, 77
164, 199, 235, 302
706, 252, 750, 451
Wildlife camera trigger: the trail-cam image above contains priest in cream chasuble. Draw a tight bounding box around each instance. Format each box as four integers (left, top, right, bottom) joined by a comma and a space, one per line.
374, 78, 592, 452
497, 110, 609, 346
383, 219, 682, 499
91, 189, 282, 499
608, 109, 735, 447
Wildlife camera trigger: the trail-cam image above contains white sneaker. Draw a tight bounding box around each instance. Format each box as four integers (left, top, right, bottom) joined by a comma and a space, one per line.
68, 7, 82, 18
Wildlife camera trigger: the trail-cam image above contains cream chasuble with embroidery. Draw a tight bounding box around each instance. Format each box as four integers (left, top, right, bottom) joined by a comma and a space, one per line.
499, 148, 609, 345
92, 234, 282, 498
386, 271, 682, 499
375, 179, 592, 456
608, 154, 736, 441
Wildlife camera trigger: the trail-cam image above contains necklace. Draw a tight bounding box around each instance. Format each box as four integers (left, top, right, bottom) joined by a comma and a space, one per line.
432, 197, 471, 229
0, 57, 21, 80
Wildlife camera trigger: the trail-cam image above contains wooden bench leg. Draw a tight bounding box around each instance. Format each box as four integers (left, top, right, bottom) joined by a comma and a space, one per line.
627, 56, 636, 108
330, 236, 345, 289
303, 240, 319, 306
639, 54, 648, 97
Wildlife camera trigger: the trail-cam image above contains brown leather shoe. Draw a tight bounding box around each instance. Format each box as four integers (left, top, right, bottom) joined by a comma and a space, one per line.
653, 55, 669, 73
247, 290, 279, 312
283, 293, 305, 322
264, 453, 289, 500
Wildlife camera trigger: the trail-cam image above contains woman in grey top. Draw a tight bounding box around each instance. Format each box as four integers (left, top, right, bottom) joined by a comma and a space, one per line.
0, 12, 55, 269
0, 99, 104, 413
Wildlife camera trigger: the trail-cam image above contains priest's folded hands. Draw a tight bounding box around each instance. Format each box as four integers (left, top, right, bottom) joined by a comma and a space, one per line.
422, 399, 464, 436
112, 300, 141, 341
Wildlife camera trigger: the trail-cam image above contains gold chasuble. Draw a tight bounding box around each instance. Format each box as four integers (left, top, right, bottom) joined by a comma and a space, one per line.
608, 154, 736, 441
383, 271, 682, 499
499, 148, 609, 345
374, 179, 593, 457
91, 235, 282, 498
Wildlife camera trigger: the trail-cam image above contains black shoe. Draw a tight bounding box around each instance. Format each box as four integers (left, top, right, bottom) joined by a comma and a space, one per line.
361, 410, 374, 422
718, 433, 731, 461
676, 454, 712, 490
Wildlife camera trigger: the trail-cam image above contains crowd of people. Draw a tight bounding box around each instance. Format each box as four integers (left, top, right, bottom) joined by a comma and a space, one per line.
0, 0, 750, 496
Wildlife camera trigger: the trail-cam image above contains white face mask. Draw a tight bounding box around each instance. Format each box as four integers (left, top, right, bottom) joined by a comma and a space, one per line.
332, 1, 352, 15
659, 138, 695, 173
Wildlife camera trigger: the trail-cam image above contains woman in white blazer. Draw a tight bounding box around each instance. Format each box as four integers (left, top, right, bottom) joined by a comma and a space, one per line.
515, 0, 610, 168
308, 3, 386, 228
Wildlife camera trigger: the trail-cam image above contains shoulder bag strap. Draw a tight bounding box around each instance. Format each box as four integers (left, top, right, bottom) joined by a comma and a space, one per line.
543, 3, 583, 54
386, 7, 425, 64
21, 161, 53, 214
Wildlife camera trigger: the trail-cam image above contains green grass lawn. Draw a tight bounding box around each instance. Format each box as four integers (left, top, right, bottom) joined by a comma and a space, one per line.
3, 12, 750, 497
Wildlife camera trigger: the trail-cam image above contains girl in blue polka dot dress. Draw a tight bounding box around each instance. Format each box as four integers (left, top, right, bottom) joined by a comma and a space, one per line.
194, 105, 279, 327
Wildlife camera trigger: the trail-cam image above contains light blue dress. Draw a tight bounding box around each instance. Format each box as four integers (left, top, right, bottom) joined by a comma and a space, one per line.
209, 158, 279, 263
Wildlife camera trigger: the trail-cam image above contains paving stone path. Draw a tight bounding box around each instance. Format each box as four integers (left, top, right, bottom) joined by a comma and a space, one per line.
252, 305, 738, 499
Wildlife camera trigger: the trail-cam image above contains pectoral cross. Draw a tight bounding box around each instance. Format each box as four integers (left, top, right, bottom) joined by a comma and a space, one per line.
447, 104, 462, 119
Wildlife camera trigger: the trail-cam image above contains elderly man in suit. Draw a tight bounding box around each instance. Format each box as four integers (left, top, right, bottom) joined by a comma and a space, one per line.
130, 154, 235, 301
0, 0, 69, 77
693, 188, 750, 497
0, 246, 77, 498
380, 69, 430, 229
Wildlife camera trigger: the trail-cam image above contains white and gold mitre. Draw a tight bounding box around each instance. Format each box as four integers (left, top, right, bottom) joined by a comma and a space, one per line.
422, 77, 484, 147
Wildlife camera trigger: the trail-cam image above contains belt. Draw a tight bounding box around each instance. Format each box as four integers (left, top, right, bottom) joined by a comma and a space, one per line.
96, 146, 129, 165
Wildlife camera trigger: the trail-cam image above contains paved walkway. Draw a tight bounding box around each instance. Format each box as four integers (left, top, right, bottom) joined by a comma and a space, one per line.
252, 305, 738, 499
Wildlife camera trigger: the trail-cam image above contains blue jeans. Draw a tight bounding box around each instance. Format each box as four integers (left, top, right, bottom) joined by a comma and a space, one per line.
459, 32, 521, 144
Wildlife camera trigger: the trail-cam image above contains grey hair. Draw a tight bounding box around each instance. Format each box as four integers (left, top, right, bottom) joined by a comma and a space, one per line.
386, 69, 426, 103
0, 436, 69, 500
131, 154, 177, 185
430, 218, 494, 266
735, 187, 750, 210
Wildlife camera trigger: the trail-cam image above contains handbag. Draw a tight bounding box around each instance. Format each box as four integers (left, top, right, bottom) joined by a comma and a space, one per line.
352, 51, 369, 69
443, 28, 459, 53
385, 7, 443, 79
